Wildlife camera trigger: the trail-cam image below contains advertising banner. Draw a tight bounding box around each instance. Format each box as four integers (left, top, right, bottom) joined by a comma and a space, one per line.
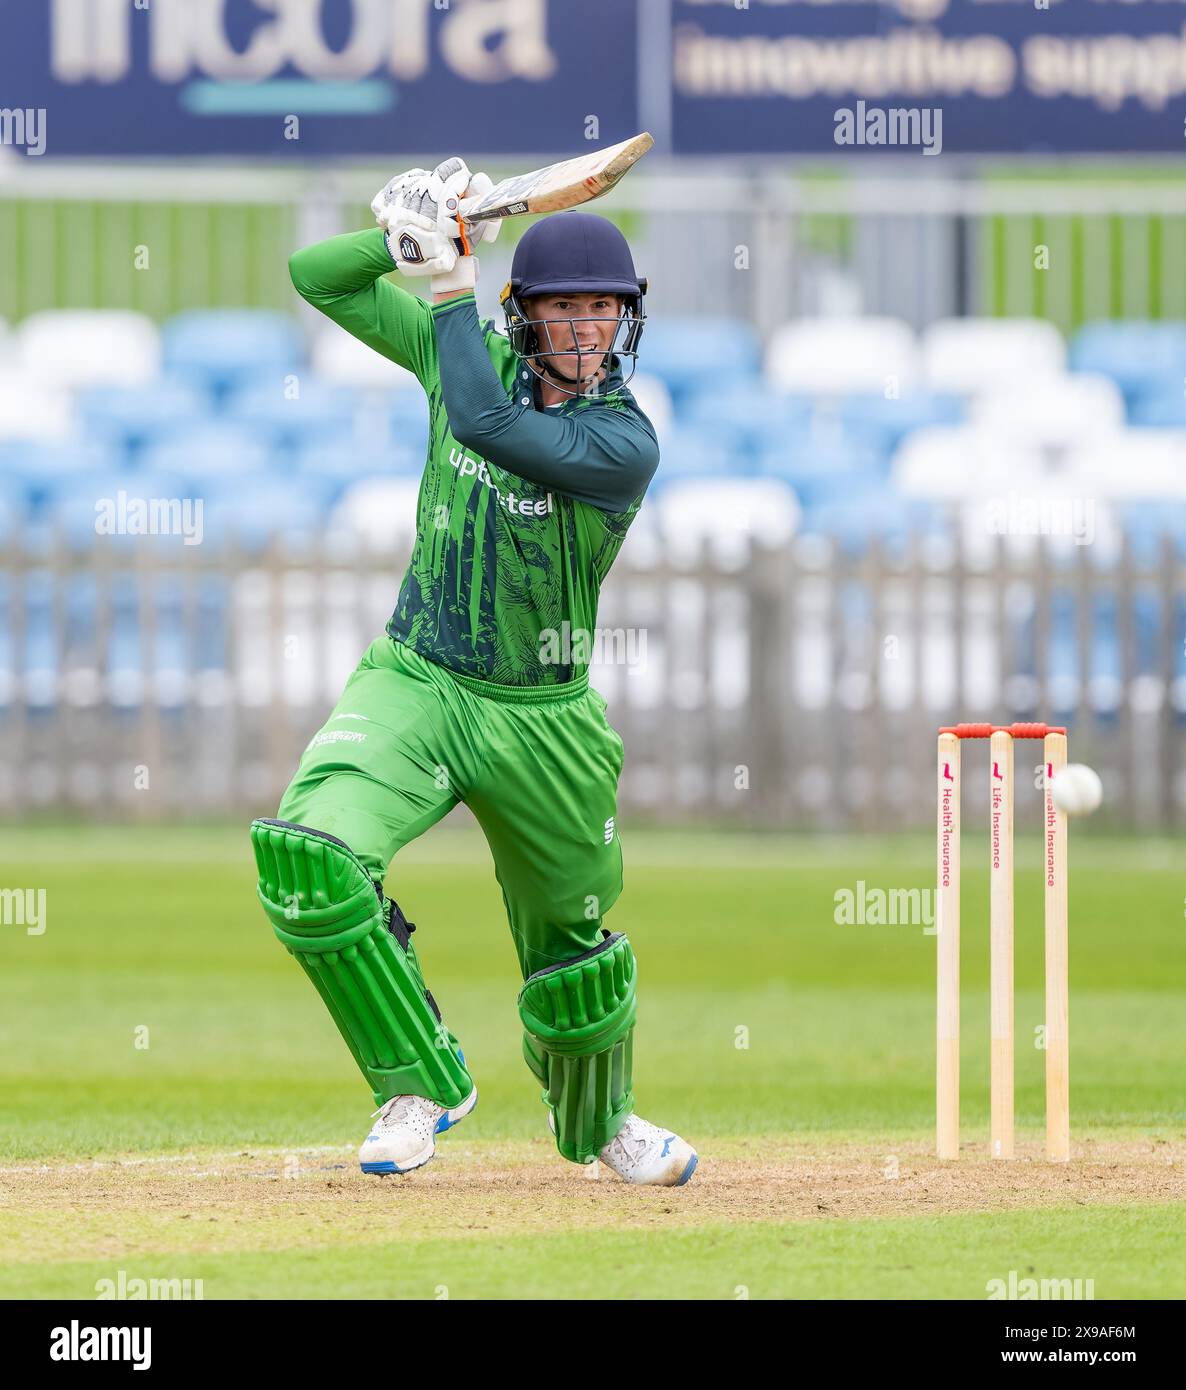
0, 0, 640, 159
672, 0, 1186, 155
3, 0, 1185, 159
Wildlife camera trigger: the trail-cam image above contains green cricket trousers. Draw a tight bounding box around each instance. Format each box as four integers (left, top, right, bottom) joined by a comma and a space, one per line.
275, 635, 626, 981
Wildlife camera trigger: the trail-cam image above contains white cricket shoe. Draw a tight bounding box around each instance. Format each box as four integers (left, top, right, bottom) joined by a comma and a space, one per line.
548, 1110, 698, 1185
600, 1114, 698, 1186
359, 1086, 477, 1175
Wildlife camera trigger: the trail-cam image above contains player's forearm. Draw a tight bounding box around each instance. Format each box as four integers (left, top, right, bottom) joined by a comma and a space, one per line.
289, 228, 403, 303
288, 227, 435, 382
431, 292, 517, 433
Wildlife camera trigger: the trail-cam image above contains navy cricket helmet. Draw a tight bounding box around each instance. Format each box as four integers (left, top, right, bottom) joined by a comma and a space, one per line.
499, 212, 647, 397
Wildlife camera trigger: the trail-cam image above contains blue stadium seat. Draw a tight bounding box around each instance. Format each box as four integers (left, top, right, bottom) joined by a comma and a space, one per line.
162, 310, 305, 399
75, 379, 211, 454
296, 443, 423, 502
836, 391, 965, 456
199, 477, 328, 552
0, 438, 123, 514
637, 317, 760, 404
646, 428, 738, 488
680, 386, 812, 456
45, 469, 191, 549
1069, 321, 1186, 412
801, 488, 947, 551
1128, 388, 1186, 429
390, 391, 430, 453
223, 376, 359, 448
142, 423, 275, 485
200, 468, 336, 512
0, 469, 23, 516
756, 437, 885, 509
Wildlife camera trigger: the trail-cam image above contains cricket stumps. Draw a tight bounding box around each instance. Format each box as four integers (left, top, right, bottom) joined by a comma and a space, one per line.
935, 722, 1070, 1163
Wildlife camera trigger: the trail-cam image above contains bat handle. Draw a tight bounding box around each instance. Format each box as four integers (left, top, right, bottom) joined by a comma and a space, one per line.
456, 193, 484, 225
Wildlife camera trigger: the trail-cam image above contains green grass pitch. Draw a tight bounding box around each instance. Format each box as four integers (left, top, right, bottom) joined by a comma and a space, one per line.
0, 825, 1183, 1299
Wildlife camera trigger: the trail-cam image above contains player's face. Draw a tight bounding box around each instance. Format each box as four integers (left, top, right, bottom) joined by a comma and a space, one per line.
524, 293, 624, 382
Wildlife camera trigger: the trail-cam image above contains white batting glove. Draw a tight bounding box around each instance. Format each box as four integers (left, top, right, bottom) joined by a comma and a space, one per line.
370, 167, 430, 231
375, 159, 499, 291
382, 219, 459, 279
428, 163, 502, 291
375, 163, 461, 278
380, 160, 470, 284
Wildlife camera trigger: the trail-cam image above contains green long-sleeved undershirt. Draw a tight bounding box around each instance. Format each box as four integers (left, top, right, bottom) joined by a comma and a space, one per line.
288, 228, 659, 685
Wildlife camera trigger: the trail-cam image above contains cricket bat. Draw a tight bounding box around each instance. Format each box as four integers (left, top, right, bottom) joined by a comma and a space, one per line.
458, 133, 653, 226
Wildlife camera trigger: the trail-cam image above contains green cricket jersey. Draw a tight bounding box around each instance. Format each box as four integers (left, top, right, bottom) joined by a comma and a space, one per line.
289, 229, 659, 686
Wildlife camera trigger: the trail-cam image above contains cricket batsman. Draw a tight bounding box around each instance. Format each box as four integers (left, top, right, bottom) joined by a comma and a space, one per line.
249, 158, 698, 1186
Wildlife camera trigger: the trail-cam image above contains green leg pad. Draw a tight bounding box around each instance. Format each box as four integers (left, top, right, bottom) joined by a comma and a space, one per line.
519, 932, 636, 1164
250, 818, 472, 1109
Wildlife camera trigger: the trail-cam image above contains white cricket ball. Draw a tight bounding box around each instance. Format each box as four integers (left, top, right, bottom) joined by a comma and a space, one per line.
1050, 763, 1103, 817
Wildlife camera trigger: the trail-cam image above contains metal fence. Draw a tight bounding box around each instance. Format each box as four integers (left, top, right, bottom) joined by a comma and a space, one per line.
6, 159, 1186, 334
3, 530, 1182, 830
